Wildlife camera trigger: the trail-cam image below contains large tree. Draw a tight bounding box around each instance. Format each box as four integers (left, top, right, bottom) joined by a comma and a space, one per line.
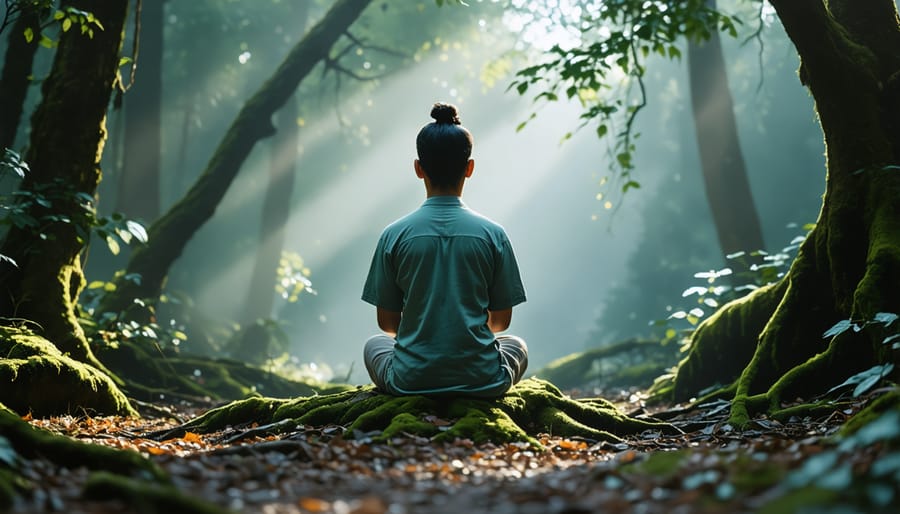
674, 0, 900, 425
516, 0, 900, 425
0, 0, 128, 367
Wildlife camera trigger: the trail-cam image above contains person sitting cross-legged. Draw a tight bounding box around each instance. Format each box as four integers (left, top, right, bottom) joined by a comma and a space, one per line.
361, 102, 529, 398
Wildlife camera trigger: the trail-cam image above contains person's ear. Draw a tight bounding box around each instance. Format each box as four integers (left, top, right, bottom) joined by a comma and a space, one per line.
464, 159, 474, 178
414, 159, 425, 179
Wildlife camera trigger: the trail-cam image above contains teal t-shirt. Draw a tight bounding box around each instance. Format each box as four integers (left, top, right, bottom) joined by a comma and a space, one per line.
362, 196, 526, 396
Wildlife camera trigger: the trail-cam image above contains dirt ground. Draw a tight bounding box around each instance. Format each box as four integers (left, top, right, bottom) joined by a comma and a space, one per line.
7, 389, 898, 514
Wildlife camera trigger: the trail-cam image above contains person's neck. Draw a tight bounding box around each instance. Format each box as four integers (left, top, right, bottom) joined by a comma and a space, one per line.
424, 184, 464, 198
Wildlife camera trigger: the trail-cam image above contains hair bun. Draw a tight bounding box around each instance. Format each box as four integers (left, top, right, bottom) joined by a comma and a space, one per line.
430, 102, 461, 125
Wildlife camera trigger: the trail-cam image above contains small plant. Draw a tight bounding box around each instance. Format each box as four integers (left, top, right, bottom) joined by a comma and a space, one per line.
654, 224, 812, 348
823, 312, 898, 398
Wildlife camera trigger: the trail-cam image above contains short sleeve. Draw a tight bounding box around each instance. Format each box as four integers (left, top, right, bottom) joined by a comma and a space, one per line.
362, 232, 404, 311
488, 237, 527, 310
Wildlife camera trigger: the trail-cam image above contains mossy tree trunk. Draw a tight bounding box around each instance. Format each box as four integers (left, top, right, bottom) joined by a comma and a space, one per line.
673, 0, 900, 426
98, 0, 372, 316
0, 0, 129, 374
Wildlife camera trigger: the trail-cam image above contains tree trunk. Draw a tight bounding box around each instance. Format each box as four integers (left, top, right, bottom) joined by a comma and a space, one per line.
240, 1, 310, 325
241, 97, 299, 325
672, 0, 900, 426
686, 0, 765, 266
116, 0, 164, 222
99, 0, 372, 316
0, 0, 130, 372
0, 3, 46, 151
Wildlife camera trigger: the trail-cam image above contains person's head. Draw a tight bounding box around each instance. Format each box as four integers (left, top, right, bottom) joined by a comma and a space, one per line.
415, 102, 474, 191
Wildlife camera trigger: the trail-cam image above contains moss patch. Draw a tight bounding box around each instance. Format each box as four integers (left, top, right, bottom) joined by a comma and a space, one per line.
0, 326, 134, 417
171, 378, 673, 447
83, 472, 227, 514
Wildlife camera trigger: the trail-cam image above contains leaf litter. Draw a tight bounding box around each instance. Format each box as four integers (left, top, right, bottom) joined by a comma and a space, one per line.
8, 387, 900, 514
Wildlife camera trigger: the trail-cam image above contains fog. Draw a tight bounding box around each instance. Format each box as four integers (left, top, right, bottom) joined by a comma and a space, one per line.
4, 1, 826, 384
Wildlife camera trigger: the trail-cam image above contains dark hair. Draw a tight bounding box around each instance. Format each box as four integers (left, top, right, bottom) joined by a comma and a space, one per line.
416, 102, 473, 189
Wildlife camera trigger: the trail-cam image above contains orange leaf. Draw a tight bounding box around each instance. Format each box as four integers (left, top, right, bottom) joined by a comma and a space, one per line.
298, 497, 330, 512
145, 446, 168, 456
21, 412, 32, 422
182, 432, 203, 443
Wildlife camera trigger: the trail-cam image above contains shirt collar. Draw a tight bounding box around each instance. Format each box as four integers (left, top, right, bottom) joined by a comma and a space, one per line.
423, 195, 464, 207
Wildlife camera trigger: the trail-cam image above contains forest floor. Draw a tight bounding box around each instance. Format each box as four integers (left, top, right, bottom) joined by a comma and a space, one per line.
8, 388, 898, 514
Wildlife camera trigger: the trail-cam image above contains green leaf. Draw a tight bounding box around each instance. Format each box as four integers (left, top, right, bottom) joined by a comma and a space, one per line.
596, 124, 608, 138
126, 220, 148, 243
62, 17, 72, 32
119, 56, 133, 67
622, 180, 641, 192
88, 280, 106, 289
53, 10, 64, 20
39, 34, 55, 49
105, 235, 120, 256
873, 312, 898, 326
823, 319, 853, 338
23, 27, 34, 43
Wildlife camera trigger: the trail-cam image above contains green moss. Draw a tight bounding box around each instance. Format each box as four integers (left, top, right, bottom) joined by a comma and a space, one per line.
434, 406, 532, 445
672, 280, 787, 403
177, 378, 672, 447
624, 450, 687, 479
83, 471, 227, 514
758, 487, 840, 514
0, 327, 134, 417
841, 390, 900, 436
729, 454, 786, 493
380, 413, 439, 440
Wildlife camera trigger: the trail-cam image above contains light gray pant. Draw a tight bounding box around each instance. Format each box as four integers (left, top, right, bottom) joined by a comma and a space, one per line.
363, 334, 529, 396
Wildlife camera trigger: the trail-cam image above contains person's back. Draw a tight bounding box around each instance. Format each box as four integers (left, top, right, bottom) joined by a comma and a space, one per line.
362, 102, 528, 398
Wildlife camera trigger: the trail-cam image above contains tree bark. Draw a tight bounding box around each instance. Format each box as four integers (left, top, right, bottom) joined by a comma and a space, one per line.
116, 0, 164, 222
686, 0, 765, 264
0, 0, 130, 369
0, 3, 46, 151
673, 0, 900, 426
99, 0, 372, 315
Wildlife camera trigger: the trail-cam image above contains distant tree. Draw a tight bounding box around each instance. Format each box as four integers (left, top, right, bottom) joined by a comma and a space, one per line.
515, 0, 900, 425
239, 2, 310, 328
115, 0, 165, 222
686, 0, 765, 263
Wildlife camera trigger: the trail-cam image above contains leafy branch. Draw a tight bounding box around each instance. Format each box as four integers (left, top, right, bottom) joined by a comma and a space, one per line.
508, 0, 742, 197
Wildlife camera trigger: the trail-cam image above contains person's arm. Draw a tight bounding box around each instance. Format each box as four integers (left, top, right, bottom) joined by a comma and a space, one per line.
376, 307, 402, 337
487, 308, 512, 334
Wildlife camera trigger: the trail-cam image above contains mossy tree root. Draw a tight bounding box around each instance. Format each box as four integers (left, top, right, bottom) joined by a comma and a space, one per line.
0, 327, 134, 417
83, 472, 227, 514
164, 378, 674, 446
671, 280, 787, 403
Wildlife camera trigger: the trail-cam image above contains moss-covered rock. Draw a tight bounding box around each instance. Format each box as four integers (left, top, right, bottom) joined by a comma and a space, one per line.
167, 378, 674, 446
0, 326, 134, 417
536, 339, 678, 391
